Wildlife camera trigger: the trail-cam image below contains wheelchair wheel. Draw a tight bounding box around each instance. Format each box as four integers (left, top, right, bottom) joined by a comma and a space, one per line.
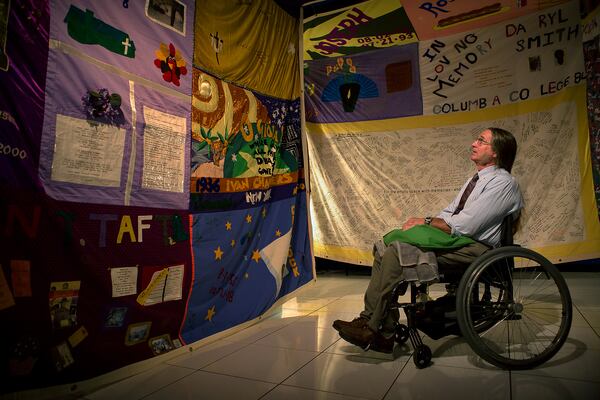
456, 246, 572, 370
413, 345, 432, 368
395, 324, 409, 344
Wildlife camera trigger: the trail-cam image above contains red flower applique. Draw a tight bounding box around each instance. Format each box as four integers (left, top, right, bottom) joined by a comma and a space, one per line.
154, 43, 187, 86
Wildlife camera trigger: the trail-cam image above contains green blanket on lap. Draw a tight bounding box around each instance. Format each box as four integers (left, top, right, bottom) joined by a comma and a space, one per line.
383, 225, 475, 250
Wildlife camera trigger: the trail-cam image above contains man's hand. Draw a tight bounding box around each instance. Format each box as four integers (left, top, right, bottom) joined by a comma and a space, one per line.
402, 217, 452, 234
402, 217, 424, 231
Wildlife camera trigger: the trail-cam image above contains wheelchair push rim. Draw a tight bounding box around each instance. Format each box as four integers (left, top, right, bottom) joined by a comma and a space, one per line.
456, 246, 572, 370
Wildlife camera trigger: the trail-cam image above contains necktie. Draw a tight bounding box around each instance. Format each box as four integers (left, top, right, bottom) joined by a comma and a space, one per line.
453, 173, 479, 215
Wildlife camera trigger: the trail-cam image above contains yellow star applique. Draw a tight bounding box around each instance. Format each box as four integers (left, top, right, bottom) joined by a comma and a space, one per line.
293, 186, 298, 195
275, 229, 282, 237
230, 239, 236, 247
205, 305, 216, 321
251, 249, 261, 263
225, 221, 232, 230
214, 246, 224, 260
245, 214, 252, 224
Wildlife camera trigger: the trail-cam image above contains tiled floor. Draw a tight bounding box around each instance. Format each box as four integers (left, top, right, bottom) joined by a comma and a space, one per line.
82, 268, 600, 400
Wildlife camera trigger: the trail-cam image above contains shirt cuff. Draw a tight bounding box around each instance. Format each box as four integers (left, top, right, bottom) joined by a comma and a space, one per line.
440, 215, 460, 237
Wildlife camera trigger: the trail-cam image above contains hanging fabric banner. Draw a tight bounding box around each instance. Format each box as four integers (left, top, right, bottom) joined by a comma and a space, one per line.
190, 69, 303, 183
304, 43, 422, 123
182, 67, 313, 343
582, 6, 600, 215
0, 192, 192, 393
419, 1, 585, 115
181, 192, 313, 342
0, 0, 49, 191
38, 0, 195, 209
402, 0, 546, 41
303, 0, 417, 60
308, 85, 600, 265
194, 0, 300, 100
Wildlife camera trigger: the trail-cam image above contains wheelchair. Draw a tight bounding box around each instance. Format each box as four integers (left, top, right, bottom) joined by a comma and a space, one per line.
388, 216, 573, 370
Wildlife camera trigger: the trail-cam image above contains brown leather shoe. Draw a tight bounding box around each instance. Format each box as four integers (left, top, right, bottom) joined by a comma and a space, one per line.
332, 317, 368, 332
338, 325, 394, 354
338, 325, 373, 349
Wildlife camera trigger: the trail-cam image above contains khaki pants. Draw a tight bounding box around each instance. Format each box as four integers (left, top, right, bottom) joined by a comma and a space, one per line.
360, 241, 491, 335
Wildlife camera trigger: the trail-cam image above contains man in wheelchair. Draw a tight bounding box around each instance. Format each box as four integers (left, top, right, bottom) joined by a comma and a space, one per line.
333, 127, 524, 354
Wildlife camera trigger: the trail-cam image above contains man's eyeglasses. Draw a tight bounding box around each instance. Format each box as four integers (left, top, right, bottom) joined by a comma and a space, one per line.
475, 136, 492, 145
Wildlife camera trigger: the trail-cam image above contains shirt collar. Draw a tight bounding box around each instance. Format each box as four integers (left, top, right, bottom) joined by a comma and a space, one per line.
477, 165, 498, 179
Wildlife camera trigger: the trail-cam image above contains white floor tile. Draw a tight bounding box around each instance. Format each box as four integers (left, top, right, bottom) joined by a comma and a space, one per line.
84, 364, 194, 400
202, 343, 318, 383
563, 274, 600, 294
324, 330, 411, 362
578, 306, 600, 329
300, 276, 369, 298
74, 269, 600, 400
339, 293, 367, 301
254, 323, 341, 352
421, 334, 496, 370
325, 338, 411, 362
564, 326, 600, 350
291, 310, 360, 330
262, 384, 372, 400
262, 308, 314, 319
513, 347, 600, 382
218, 319, 291, 345
143, 370, 275, 400
279, 297, 339, 311
572, 306, 593, 328
424, 326, 600, 371
512, 374, 600, 400
166, 340, 248, 370
318, 299, 366, 313
258, 314, 307, 328
384, 363, 510, 400
570, 287, 600, 306
282, 352, 409, 400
